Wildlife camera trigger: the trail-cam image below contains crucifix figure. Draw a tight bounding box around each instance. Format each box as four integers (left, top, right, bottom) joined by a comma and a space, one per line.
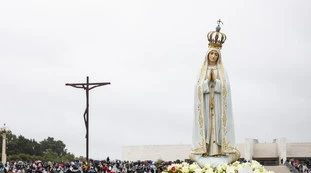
66, 76, 110, 160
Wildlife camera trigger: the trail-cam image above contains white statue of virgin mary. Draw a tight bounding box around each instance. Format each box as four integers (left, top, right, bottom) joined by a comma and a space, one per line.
190, 21, 240, 167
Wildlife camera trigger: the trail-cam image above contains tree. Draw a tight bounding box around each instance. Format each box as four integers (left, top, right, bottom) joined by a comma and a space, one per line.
1, 131, 75, 162
43, 149, 59, 162
4, 131, 19, 155
40, 137, 67, 156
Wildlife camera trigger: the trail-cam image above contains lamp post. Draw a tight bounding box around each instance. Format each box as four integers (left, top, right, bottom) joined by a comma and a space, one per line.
66, 76, 110, 161
0, 123, 8, 164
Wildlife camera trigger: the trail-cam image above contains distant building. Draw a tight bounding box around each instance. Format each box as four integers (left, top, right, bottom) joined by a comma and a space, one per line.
121, 138, 311, 165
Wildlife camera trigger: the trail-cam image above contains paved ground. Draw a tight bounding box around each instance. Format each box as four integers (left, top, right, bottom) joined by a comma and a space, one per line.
264, 166, 291, 173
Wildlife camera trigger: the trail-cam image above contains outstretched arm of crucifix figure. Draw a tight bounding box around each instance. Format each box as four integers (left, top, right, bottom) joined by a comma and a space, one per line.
89, 83, 111, 90
65, 84, 86, 89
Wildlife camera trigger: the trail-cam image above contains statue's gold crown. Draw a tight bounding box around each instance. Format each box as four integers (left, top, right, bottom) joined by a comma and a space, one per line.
207, 20, 227, 49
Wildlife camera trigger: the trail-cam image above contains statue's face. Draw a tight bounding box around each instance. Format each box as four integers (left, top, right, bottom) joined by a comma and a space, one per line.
208, 50, 219, 65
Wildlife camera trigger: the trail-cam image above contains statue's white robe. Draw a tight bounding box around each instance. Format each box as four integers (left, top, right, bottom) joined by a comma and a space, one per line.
192, 48, 236, 156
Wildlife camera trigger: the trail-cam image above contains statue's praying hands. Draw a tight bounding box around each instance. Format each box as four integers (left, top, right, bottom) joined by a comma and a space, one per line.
207, 69, 217, 81
210, 69, 216, 81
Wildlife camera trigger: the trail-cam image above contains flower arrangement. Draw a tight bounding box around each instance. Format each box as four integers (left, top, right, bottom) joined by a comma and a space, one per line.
162, 160, 274, 173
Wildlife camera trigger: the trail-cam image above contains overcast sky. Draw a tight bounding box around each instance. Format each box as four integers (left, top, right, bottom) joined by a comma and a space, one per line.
0, 0, 311, 160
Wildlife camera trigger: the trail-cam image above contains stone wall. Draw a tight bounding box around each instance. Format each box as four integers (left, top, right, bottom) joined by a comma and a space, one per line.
121, 144, 192, 161
121, 140, 311, 161
287, 143, 311, 158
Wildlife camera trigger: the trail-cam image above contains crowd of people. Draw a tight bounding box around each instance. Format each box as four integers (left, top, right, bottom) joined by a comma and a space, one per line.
286, 159, 311, 173
0, 158, 193, 173
1, 158, 311, 173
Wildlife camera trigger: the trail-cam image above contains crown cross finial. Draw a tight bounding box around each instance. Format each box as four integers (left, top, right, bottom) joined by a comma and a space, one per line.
217, 19, 223, 26
216, 19, 223, 32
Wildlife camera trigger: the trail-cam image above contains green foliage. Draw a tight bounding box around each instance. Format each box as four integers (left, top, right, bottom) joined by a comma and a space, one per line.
0, 130, 75, 162
7, 154, 43, 161
61, 152, 75, 162
40, 137, 67, 156
43, 149, 59, 162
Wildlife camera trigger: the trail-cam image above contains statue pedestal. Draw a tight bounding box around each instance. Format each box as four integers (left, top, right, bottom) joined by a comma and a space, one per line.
190, 154, 237, 168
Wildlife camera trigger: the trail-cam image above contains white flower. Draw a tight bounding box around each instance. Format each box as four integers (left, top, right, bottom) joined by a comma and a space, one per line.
204, 168, 214, 173
215, 165, 222, 172
173, 164, 182, 170
231, 161, 240, 167
161, 159, 274, 173
225, 166, 235, 173
203, 163, 212, 170
221, 163, 228, 171
189, 163, 200, 172
194, 168, 203, 173
204, 167, 214, 173
251, 161, 262, 170
181, 162, 189, 166
235, 164, 243, 171
241, 162, 251, 168
181, 166, 189, 173
215, 163, 228, 173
